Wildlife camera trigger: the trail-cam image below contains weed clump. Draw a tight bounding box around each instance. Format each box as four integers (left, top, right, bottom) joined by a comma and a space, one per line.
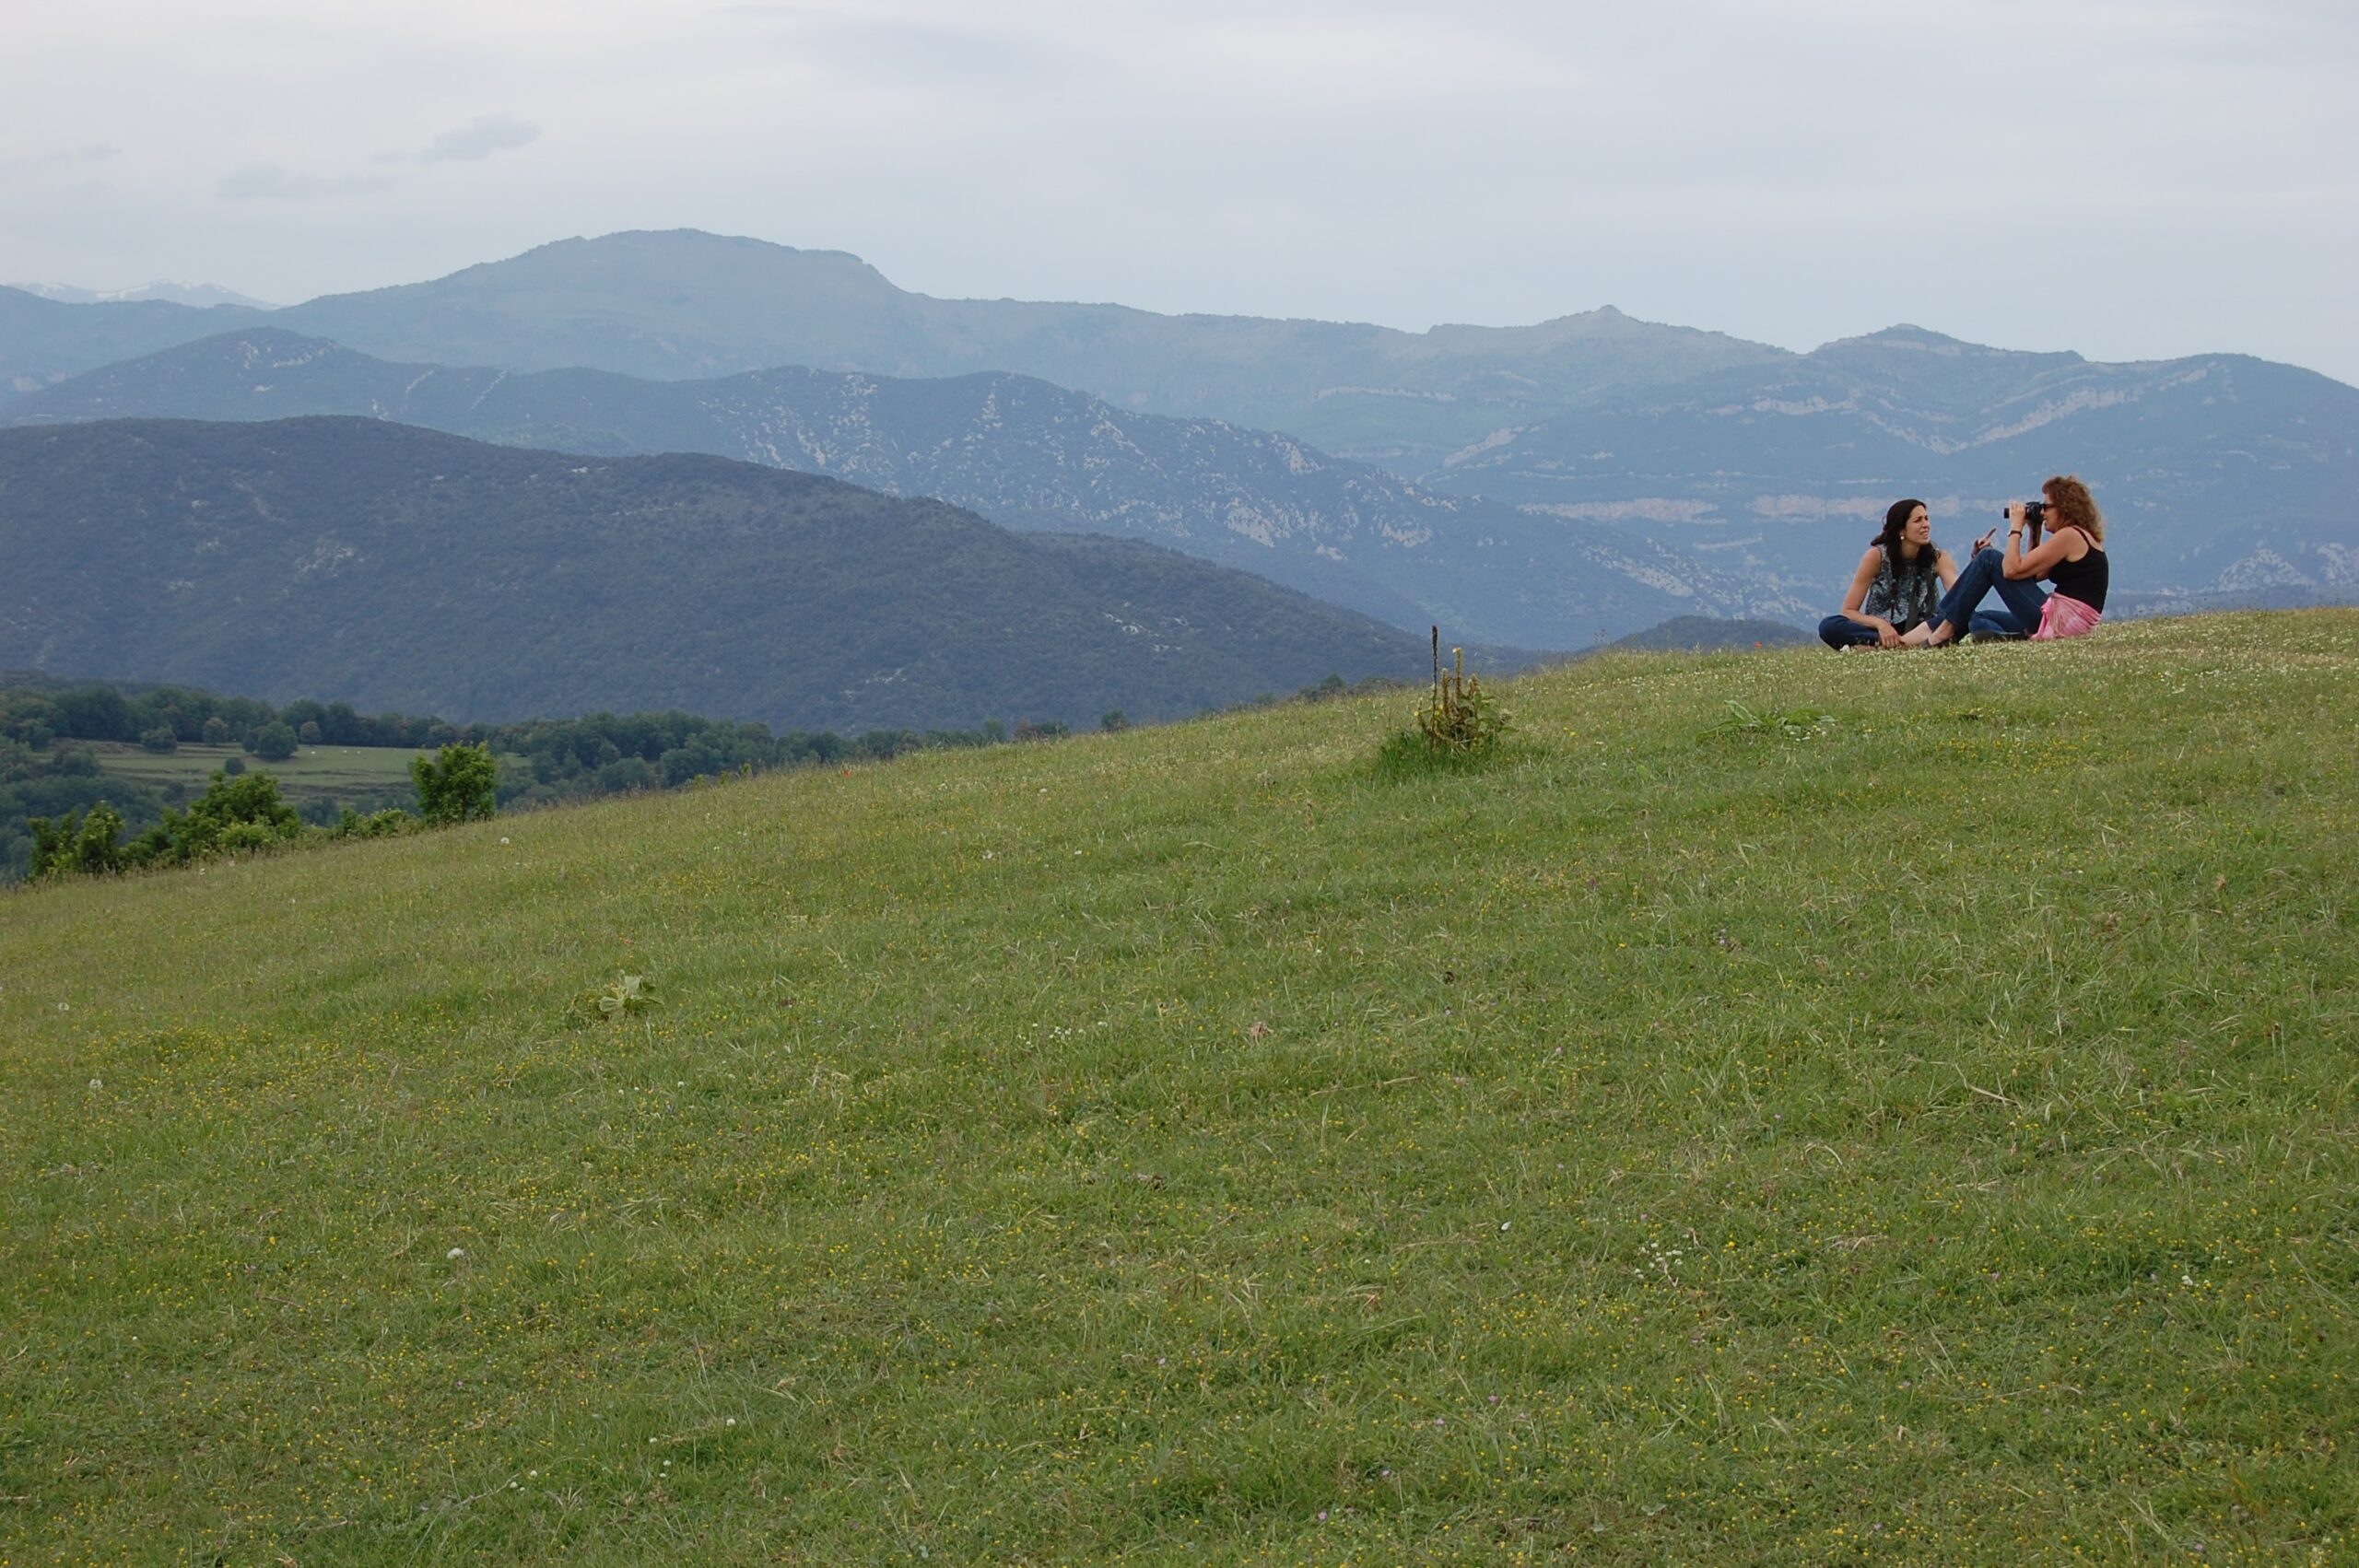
1703, 699, 1835, 742
1379, 629, 1512, 775
569, 972, 659, 1028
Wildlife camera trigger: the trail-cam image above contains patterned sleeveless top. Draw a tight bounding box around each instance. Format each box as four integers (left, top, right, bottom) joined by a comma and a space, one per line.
1860, 550, 1941, 629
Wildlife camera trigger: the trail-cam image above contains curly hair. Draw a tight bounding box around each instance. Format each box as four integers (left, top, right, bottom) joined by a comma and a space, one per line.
2041, 475, 2104, 544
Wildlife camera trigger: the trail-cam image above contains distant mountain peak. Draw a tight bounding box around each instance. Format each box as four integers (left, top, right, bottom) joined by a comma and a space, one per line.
1818, 324, 2085, 367
496, 228, 899, 286
6, 279, 279, 310
1840, 325, 1974, 355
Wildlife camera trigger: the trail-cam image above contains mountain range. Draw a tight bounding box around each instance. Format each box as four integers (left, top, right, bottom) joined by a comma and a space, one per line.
0, 328, 1802, 648
6, 280, 280, 311
256, 231, 1784, 471
4, 228, 2353, 626
0, 418, 1440, 731
1424, 327, 2359, 597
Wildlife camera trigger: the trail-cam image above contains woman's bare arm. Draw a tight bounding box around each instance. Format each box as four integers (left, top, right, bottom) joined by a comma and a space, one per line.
1841, 548, 1880, 615
1838, 548, 1899, 646
2003, 507, 2086, 580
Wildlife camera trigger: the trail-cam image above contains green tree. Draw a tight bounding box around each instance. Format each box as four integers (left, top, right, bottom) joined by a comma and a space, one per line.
49, 686, 133, 742
139, 726, 179, 755
1099, 710, 1130, 732
252, 722, 299, 762
29, 802, 126, 877
128, 769, 304, 867
412, 743, 499, 825
201, 716, 233, 744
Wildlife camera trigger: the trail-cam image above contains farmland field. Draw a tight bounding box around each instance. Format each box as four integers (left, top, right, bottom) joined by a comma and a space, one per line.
88, 741, 428, 811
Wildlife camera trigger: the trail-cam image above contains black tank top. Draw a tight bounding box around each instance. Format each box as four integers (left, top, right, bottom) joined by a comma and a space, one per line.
2046, 531, 2107, 612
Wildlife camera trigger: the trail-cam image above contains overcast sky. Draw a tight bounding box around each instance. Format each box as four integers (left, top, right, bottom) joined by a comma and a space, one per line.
6, 0, 2355, 383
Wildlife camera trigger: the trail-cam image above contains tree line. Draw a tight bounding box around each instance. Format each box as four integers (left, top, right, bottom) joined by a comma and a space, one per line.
0, 677, 1103, 883
3, 671, 1401, 883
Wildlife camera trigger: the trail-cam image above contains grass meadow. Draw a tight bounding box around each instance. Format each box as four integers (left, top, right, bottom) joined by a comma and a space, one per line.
3, 610, 2353, 1564
88, 743, 425, 815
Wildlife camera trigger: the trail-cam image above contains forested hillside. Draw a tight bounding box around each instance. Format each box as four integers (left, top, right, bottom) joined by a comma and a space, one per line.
0, 418, 1437, 731
2, 329, 1790, 646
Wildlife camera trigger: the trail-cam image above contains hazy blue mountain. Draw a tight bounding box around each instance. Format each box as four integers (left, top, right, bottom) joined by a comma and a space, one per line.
0, 418, 1445, 731
8, 280, 281, 310
1423, 327, 2359, 599
8, 230, 2350, 613
0, 286, 265, 394
5, 329, 1806, 647
251, 230, 1784, 467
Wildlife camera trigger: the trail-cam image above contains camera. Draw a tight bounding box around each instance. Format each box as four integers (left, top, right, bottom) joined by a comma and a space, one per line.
2000, 500, 2048, 528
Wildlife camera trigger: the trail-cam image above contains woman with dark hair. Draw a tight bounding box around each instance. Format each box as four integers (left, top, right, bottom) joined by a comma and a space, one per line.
1818, 499, 1999, 649
1922, 475, 2108, 646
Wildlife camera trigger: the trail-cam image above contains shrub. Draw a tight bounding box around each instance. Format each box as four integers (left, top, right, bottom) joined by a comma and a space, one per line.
201, 716, 233, 745
413, 743, 499, 825
252, 722, 299, 762
215, 820, 283, 853
222, 755, 246, 776
29, 802, 126, 878
139, 726, 178, 755
334, 806, 416, 839
128, 769, 306, 867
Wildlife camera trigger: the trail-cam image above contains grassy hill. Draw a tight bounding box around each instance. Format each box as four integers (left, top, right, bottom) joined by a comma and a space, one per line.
4, 611, 2353, 1563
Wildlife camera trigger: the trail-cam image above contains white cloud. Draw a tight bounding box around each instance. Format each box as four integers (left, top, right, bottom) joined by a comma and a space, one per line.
0, 143, 119, 176
417, 114, 540, 164
217, 164, 396, 202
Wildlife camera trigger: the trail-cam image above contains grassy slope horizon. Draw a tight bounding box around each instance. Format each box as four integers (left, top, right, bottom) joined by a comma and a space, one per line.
3, 611, 2353, 1563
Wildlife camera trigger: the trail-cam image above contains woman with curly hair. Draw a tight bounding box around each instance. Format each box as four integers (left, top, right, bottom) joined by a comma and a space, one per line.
1818, 498, 2000, 649
1922, 475, 2108, 645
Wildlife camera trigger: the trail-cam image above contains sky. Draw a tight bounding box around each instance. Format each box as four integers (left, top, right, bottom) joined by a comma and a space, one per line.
5, 0, 2356, 384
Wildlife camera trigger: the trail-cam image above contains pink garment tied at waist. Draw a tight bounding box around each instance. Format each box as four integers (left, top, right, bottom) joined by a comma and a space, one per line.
2031, 592, 2103, 641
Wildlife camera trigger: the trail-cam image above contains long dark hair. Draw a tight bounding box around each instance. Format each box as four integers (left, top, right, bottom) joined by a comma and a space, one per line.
1873, 498, 1938, 575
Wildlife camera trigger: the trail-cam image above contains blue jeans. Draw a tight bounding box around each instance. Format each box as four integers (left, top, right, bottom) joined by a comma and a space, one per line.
1819, 606, 2021, 649
1931, 548, 2045, 640
1820, 614, 1895, 648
